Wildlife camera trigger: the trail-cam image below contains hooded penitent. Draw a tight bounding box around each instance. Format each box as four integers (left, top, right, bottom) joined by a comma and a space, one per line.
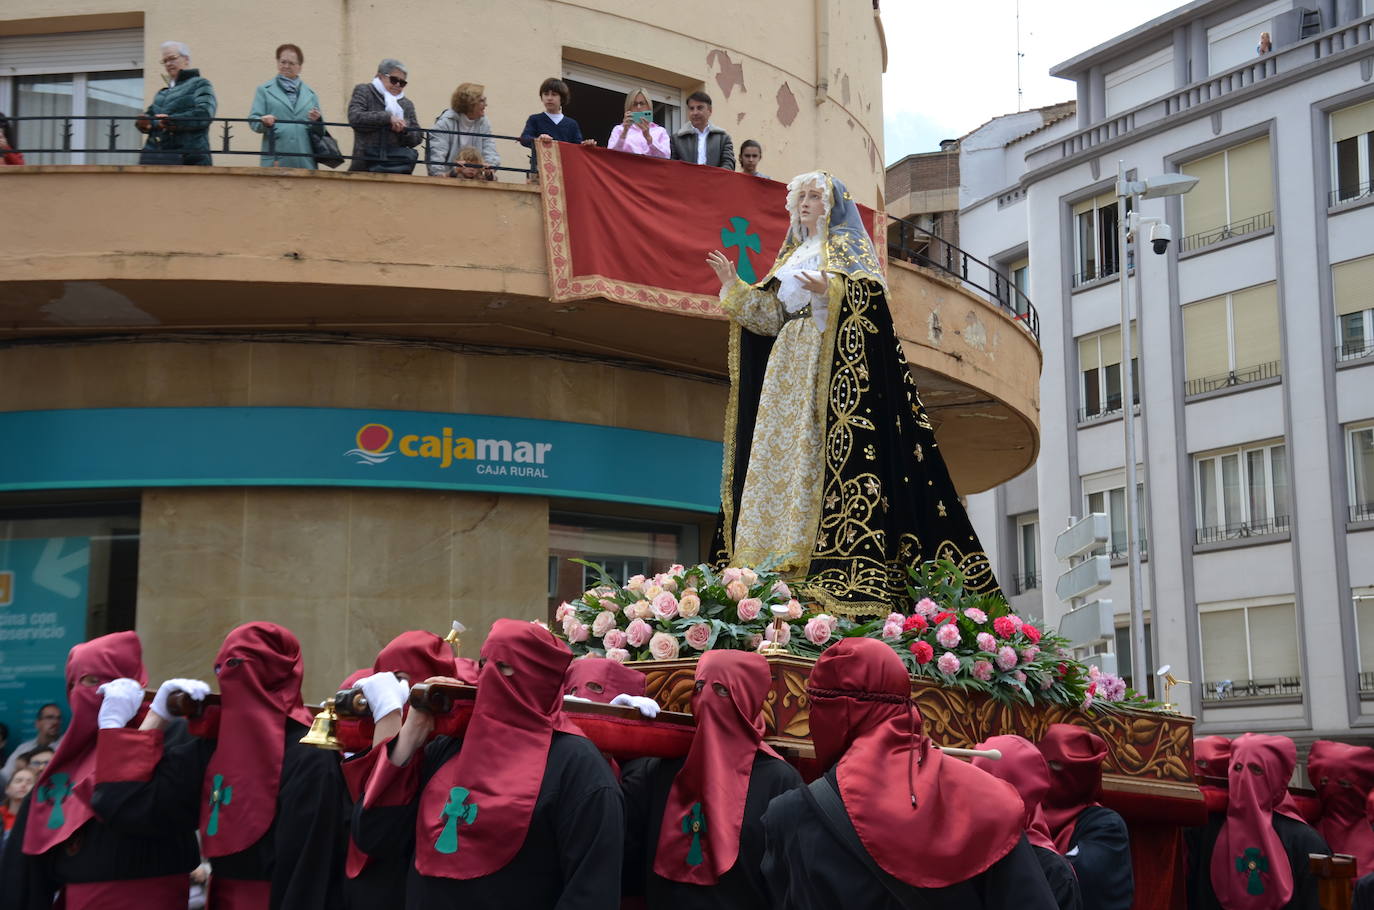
1209, 733, 1298, 909
1039, 723, 1108, 854
373, 630, 457, 685
654, 651, 778, 884
564, 655, 647, 703
973, 734, 1057, 851
200, 622, 315, 858
24, 631, 146, 855
806, 638, 1023, 888
1306, 740, 1374, 873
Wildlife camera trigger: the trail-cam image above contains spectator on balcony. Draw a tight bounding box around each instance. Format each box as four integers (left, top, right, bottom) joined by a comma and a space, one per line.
670, 92, 734, 169
0, 114, 24, 166
1257, 31, 1273, 54
348, 58, 422, 174
738, 139, 769, 179
519, 77, 596, 176
607, 87, 668, 158
136, 41, 217, 166
451, 146, 490, 180
248, 43, 324, 169
428, 82, 499, 179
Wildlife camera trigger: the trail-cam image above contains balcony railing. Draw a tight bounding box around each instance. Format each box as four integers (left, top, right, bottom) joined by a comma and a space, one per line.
887, 217, 1040, 343
1331, 179, 1374, 207
1352, 502, 1374, 523
1077, 394, 1139, 424
1013, 572, 1041, 594
1195, 514, 1290, 545
1184, 359, 1282, 397
1201, 676, 1303, 702
1338, 339, 1373, 363
1089, 537, 1148, 561
1179, 211, 1273, 253
1071, 264, 1120, 288
1358, 670, 1374, 693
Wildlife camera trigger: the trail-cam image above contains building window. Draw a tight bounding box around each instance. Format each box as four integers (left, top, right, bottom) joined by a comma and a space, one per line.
1334, 254, 1374, 362
547, 511, 696, 619
1085, 483, 1146, 559
1332, 98, 1374, 205
1015, 516, 1039, 594
1182, 282, 1282, 395
0, 30, 144, 165
1199, 602, 1301, 702
1113, 622, 1155, 696
1206, 0, 1288, 74
999, 256, 1032, 320
1077, 324, 1139, 422
1180, 137, 1273, 252
1350, 425, 1374, 523
560, 60, 682, 154
1357, 592, 1374, 693
1104, 46, 1173, 117
1194, 441, 1289, 543
1072, 193, 1127, 286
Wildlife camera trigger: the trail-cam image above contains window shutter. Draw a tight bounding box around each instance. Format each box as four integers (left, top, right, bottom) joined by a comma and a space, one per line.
0, 29, 142, 76
1200, 609, 1249, 681
1246, 604, 1300, 678
1225, 137, 1273, 225
1231, 283, 1281, 368
1099, 328, 1123, 367
1184, 297, 1229, 380
1334, 255, 1374, 317
1078, 335, 1100, 371
1332, 99, 1374, 144
1182, 152, 1228, 236
1358, 599, 1374, 673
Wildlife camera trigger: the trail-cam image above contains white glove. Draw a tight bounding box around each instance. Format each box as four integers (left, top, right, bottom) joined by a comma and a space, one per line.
149, 678, 211, 722
610, 693, 660, 718
357, 671, 408, 722
563, 694, 592, 704
97, 678, 146, 729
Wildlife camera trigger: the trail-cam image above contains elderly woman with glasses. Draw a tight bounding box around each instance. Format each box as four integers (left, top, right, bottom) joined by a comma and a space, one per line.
348, 57, 422, 173
248, 43, 324, 169
136, 40, 217, 166
428, 82, 499, 179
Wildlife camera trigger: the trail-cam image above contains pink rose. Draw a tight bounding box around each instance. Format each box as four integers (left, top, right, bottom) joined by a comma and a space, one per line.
626, 618, 653, 647
721, 567, 744, 585
736, 597, 763, 621
963, 608, 988, 624
937, 651, 960, 674
972, 659, 994, 681
936, 623, 961, 649
805, 616, 833, 645
648, 631, 680, 660
654, 573, 678, 592
591, 610, 618, 638
740, 568, 759, 587
725, 580, 749, 602
882, 620, 903, 640
976, 632, 997, 652
651, 591, 679, 621
747, 633, 763, 649
886, 612, 904, 627
684, 623, 713, 650
564, 620, 590, 644
626, 574, 647, 592
773, 580, 793, 600
785, 599, 804, 619
600, 598, 620, 612
633, 600, 654, 620
622, 603, 638, 619
555, 602, 574, 623
603, 629, 628, 650
996, 646, 1018, 671
762, 624, 791, 646
605, 647, 630, 663
643, 585, 664, 602
668, 564, 686, 576
915, 597, 939, 617
993, 616, 1018, 639
678, 591, 701, 618
1021, 645, 1040, 664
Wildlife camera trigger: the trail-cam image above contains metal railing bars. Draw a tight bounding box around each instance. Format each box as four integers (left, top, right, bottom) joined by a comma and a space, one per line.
1194, 514, 1290, 545
1184, 359, 1282, 397
1179, 210, 1273, 252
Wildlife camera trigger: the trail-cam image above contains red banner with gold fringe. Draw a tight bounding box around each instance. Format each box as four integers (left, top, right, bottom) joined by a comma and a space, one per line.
536, 141, 883, 315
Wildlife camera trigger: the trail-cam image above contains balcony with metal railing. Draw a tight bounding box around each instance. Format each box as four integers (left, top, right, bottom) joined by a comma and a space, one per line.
1353, 502, 1374, 523
1184, 359, 1282, 397
1331, 179, 1374, 208
1338, 340, 1373, 364
1013, 572, 1041, 595
1179, 211, 1273, 254
1201, 676, 1303, 703
1195, 515, 1291, 546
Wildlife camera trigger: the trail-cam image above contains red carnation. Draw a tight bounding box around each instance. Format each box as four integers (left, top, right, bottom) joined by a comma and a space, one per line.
993, 616, 1017, 639
902, 613, 928, 633
933, 611, 956, 625
1022, 624, 1042, 644
909, 640, 935, 664
1056, 661, 1069, 678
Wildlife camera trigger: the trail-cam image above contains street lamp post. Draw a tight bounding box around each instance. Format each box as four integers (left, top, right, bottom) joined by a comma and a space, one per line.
1114, 162, 1198, 695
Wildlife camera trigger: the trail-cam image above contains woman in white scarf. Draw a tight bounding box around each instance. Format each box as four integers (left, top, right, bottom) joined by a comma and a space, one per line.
347, 57, 421, 172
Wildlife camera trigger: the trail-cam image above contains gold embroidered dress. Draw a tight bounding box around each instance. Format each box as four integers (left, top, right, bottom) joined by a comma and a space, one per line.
713, 172, 1001, 618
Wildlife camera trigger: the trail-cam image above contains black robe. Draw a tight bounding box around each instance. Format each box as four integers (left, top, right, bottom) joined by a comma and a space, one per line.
1062, 805, 1133, 910
353, 730, 624, 910
760, 768, 1060, 909
621, 752, 803, 908
1354, 869, 1374, 910
1032, 845, 1083, 910
339, 748, 410, 910
1184, 811, 1328, 910
0, 721, 201, 910
91, 719, 349, 910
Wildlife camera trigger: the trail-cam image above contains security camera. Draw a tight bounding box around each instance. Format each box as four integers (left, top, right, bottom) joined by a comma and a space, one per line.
1149, 222, 1173, 255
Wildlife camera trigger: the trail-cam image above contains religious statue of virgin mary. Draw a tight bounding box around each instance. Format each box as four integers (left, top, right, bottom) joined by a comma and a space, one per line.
706, 171, 1001, 618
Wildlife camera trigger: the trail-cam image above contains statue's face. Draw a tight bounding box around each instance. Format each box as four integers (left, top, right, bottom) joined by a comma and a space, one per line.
797, 184, 826, 231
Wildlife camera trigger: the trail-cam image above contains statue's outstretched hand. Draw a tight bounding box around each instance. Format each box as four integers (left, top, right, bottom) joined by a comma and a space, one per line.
707, 250, 736, 289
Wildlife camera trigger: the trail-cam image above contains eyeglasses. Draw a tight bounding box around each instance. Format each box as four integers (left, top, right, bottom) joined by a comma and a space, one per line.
160, 55, 184, 65
387, 75, 408, 88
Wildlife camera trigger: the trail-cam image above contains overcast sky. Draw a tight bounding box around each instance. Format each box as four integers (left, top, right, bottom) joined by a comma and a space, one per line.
880, 0, 1186, 163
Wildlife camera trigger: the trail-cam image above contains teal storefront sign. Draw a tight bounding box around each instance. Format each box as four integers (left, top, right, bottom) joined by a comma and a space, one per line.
0, 538, 89, 737
0, 408, 724, 513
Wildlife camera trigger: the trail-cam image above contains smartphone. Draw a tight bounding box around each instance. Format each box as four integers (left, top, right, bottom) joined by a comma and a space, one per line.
629, 110, 653, 124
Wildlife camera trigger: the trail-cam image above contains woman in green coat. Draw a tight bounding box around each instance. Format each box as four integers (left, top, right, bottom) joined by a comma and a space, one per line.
248, 43, 325, 169
137, 41, 216, 166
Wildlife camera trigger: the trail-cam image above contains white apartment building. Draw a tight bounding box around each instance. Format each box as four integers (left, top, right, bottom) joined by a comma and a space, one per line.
957, 0, 1374, 739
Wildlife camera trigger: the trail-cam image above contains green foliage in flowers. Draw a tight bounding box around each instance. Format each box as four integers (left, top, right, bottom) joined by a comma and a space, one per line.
555, 557, 1158, 712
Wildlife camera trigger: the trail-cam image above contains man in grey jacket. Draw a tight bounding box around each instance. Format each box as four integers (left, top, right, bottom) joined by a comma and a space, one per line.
669, 91, 735, 169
